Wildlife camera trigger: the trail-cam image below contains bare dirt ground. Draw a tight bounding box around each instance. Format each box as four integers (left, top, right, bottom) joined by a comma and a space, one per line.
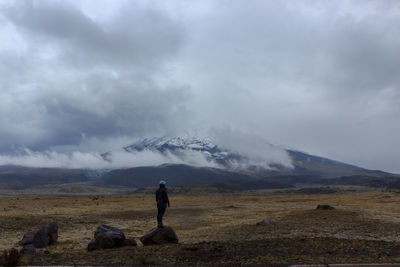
2, 191, 400, 265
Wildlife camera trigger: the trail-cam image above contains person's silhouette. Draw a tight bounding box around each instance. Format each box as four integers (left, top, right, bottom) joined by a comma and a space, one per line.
155, 180, 170, 228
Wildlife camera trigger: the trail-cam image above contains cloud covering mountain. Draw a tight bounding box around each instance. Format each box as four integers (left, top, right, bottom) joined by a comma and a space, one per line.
0, 135, 293, 170
1, 0, 400, 172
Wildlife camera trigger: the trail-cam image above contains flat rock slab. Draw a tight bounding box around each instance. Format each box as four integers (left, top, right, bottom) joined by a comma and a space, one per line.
140, 226, 179, 245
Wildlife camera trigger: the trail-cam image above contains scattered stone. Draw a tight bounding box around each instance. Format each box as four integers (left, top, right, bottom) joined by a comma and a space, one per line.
20, 244, 35, 254
21, 230, 38, 245
87, 239, 100, 251
87, 225, 126, 251
1, 248, 21, 266
184, 246, 199, 251
33, 229, 50, 248
45, 222, 59, 244
316, 204, 335, 210
140, 226, 179, 245
33, 222, 58, 248
256, 219, 275, 225
123, 238, 137, 247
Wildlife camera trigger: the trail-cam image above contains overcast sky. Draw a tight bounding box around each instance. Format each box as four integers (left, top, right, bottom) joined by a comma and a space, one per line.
0, 0, 400, 172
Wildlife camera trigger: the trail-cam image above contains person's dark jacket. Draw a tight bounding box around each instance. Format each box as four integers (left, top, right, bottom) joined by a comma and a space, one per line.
156, 186, 170, 209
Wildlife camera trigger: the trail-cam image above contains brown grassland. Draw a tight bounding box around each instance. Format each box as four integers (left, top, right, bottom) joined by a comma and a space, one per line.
2, 189, 400, 265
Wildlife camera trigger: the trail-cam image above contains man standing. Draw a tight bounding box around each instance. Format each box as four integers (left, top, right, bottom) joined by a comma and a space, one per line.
156, 180, 170, 228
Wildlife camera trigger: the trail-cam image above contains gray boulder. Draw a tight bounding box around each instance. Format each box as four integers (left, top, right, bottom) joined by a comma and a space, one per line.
87, 225, 126, 251
21, 230, 38, 245
32, 228, 50, 248
33, 222, 58, 248
45, 222, 59, 244
140, 226, 179, 245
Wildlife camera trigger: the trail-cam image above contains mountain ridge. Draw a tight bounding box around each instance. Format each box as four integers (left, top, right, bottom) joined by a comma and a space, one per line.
0, 136, 395, 189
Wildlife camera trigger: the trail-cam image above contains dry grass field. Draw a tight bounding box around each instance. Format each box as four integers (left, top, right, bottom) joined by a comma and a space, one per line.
2, 190, 400, 265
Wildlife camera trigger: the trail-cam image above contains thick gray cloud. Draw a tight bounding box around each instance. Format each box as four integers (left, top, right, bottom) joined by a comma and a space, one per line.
3, 0, 183, 68
0, 0, 189, 152
0, 0, 400, 172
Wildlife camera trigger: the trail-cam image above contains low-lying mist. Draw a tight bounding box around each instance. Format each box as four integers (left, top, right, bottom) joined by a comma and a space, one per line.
0, 148, 219, 170
0, 132, 294, 170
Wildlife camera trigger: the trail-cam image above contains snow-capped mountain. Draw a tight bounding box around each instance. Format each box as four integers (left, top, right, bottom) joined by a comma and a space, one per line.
0, 136, 394, 189
103, 136, 391, 178
95, 135, 394, 188
121, 136, 243, 166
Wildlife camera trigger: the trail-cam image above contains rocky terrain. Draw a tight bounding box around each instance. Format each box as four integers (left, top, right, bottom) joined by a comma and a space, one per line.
2, 191, 400, 265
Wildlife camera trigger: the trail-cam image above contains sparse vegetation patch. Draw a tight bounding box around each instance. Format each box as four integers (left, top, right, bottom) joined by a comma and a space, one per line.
1, 193, 400, 265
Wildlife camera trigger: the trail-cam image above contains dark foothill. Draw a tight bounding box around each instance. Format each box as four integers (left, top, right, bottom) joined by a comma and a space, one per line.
140, 226, 179, 245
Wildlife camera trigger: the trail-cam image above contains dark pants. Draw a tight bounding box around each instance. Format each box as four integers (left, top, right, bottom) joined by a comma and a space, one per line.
157, 206, 166, 223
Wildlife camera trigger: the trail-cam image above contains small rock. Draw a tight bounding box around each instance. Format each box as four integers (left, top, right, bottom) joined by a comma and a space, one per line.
87, 239, 100, 251
123, 238, 137, 247
1, 248, 21, 266
87, 225, 126, 251
316, 204, 335, 210
21, 230, 38, 245
33, 222, 58, 248
140, 226, 179, 245
184, 246, 199, 251
33, 228, 50, 248
256, 219, 275, 225
20, 244, 35, 254
45, 222, 59, 244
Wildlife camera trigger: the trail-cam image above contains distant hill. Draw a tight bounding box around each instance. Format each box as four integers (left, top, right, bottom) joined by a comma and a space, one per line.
0, 166, 88, 189
97, 164, 255, 187
286, 150, 389, 178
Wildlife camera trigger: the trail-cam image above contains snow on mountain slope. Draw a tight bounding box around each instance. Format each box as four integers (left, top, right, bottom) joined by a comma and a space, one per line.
103, 136, 292, 171
103, 136, 390, 178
